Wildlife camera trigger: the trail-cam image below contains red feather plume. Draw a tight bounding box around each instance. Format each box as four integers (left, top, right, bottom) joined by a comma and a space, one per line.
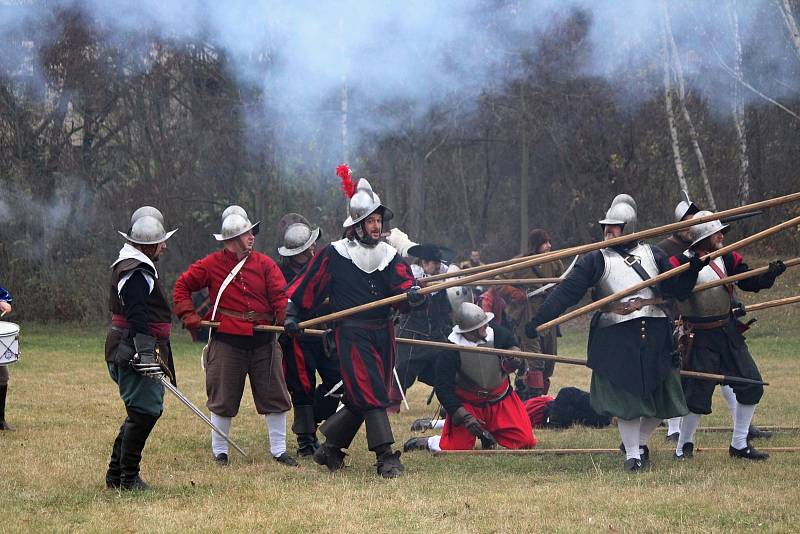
336, 164, 356, 198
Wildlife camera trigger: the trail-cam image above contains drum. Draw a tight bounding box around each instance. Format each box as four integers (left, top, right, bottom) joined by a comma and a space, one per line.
0, 321, 20, 366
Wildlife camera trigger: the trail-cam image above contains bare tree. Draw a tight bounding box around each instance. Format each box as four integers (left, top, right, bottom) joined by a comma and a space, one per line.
777, 0, 800, 62
728, 0, 751, 204
659, 0, 689, 194
662, 0, 717, 209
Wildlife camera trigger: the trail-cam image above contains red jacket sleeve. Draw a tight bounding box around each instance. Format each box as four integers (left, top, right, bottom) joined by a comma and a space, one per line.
173, 257, 210, 310
263, 257, 288, 323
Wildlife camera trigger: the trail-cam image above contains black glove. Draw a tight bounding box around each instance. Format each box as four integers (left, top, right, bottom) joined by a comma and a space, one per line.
500, 357, 525, 373
733, 304, 747, 318
689, 255, 710, 273
284, 300, 303, 336
525, 320, 541, 339
130, 333, 163, 378
479, 430, 498, 450
406, 286, 426, 308
767, 260, 786, 278
453, 407, 487, 438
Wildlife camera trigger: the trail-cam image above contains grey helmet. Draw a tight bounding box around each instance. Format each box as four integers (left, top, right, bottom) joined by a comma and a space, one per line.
342, 178, 394, 228
118, 214, 177, 245
688, 210, 729, 248
598, 194, 637, 233
452, 302, 494, 334
674, 190, 700, 222
130, 206, 164, 227
278, 222, 321, 257
213, 206, 260, 241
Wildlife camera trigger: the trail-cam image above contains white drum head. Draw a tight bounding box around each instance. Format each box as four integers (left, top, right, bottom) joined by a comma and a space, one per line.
0, 321, 20, 366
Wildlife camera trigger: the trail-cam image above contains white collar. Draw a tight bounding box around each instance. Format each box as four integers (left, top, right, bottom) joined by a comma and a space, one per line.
111, 243, 158, 278
447, 326, 494, 347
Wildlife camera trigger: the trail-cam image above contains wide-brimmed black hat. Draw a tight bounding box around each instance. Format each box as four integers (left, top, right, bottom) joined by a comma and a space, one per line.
407, 243, 454, 262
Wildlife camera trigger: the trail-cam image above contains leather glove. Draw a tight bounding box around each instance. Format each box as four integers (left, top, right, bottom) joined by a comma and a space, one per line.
453, 407, 487, 438
130, 333, 164, 378
479, 430, 498, 450
689, 255, 710, 273
284, 300, 304, 336
525, 320, 541, 339
407, 286, 426, 308
500, 357, 525, 373
733, 304, 747, 318
767, 260, 786, 278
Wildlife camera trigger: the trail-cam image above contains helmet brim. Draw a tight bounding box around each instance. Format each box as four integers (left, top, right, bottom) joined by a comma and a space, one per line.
118, 228, 178, 245
278, 227, 322, 257
213, 221, 261, 242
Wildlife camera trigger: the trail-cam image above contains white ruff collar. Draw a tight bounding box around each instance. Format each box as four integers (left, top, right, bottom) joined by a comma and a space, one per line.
111, 243, 158, 278
447, 326, 494, 347
332, 238, 397, 274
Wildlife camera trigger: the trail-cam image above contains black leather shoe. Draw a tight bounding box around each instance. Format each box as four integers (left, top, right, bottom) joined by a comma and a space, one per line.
105, 476, 121, 489
313, 444, 346, 471
410, 418, 433, 432
297, 434, 321, 457
376, 451, 405, 479
673, 442, 694, 459
120, 476, 150, 491
403, 437, 430, 452
665, 432, 679, 443
729, 445, 769, 461
214, 453, 229, 466
274, 452, 299, 467
623, 458, 642, 472
747, 425, 773, 440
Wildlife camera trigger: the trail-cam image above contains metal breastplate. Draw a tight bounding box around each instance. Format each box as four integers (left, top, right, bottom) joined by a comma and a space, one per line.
332, 239, 396, 274
455, 338, 505, 391
676, 258, 732, 319
594, 244, 666, 327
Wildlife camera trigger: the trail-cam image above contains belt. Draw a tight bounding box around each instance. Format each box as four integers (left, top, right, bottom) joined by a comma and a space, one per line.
600, 297, 664, 315
217, 307, 274, 322
685, 318, 729, 330
455, 384, 512, 406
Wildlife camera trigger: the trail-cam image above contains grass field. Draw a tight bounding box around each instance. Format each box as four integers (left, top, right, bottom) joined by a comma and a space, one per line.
1, 272, 799, 532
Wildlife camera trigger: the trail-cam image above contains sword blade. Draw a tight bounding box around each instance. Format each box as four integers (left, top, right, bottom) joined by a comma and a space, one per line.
160, 377, 250, 459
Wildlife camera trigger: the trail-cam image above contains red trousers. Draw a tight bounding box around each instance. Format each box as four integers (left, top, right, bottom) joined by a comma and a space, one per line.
440, 385, 537, 450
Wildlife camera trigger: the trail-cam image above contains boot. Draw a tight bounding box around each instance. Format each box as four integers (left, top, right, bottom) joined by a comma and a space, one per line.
403, 437, 430, 452
120, 408, 159, 490
375, 448, 405, 479
365, 409, 404, 479
105, 420, 127, 488
0, 385, 14, 431
292, 405, 320, 457
314, 407, 363, 472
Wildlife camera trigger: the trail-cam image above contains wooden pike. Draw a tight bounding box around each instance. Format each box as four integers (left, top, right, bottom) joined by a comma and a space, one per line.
432, 446, 800, 456
200, 322, 768, 386
697, 425, 800, 433
421, 191, 800, 284
693, 257, 800, 292
297, 193, 800, 329
536, 214, 800, 333
459, 278, 561, 287
741, 294, 800, 313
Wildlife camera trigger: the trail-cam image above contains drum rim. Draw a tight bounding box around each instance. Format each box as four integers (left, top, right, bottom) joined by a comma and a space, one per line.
0, 321, 20, 336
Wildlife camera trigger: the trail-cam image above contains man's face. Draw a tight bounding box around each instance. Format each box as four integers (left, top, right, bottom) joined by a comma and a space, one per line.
464, 324, 488, 342
421, 259, 441, 275
700, 231, 724, 251
140, 241, 167, 261
293, 244, 315, 266
227, 230, 255, 255
603, 224, 623, 241
470, 250, 481, 265
363, 213, 383, 240
537, 240, 552, 254
677, 214, 693, 242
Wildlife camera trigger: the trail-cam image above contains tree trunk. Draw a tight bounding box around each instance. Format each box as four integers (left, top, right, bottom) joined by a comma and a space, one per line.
777, 0, 800, 62
663, 0, 717, 210
659, 1, 689, 194
519, 122, 530, 255
729, 0, 751, 205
